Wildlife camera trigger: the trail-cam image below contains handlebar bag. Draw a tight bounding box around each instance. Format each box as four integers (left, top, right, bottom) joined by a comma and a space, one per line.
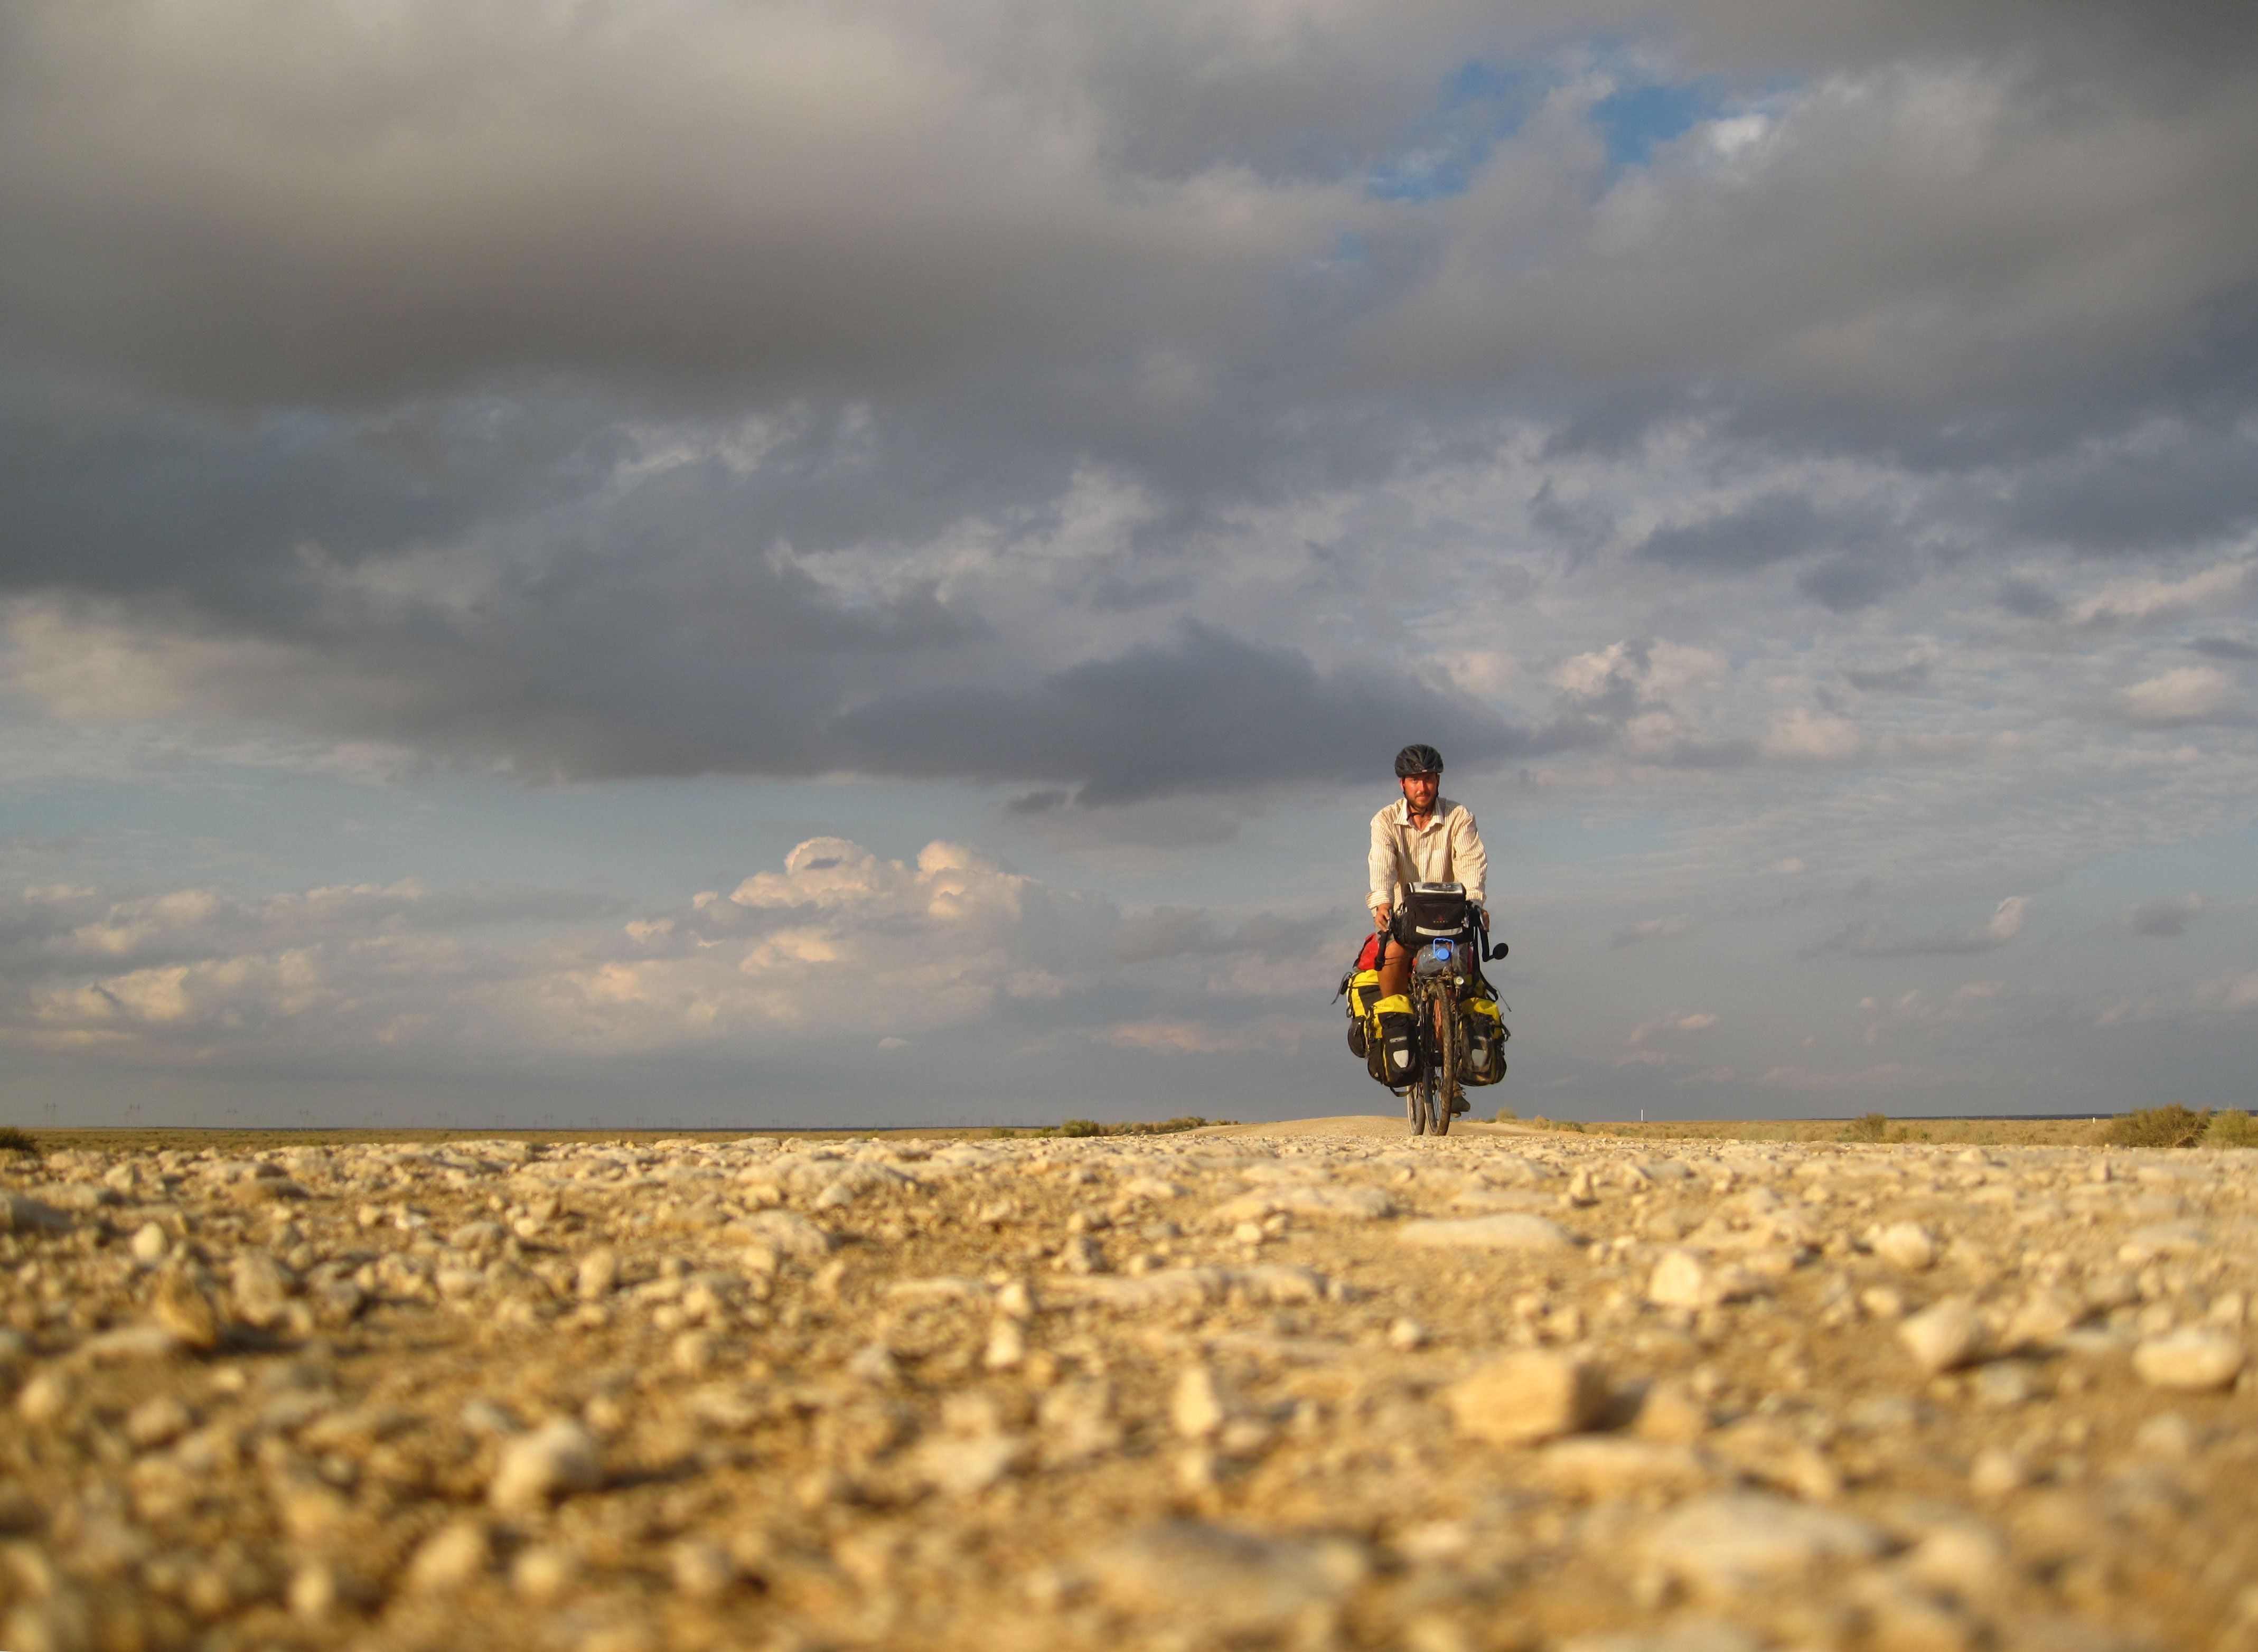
1401, 881, 1469, 938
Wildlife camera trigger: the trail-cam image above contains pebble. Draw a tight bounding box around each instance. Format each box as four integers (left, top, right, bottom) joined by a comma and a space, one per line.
1899, 1299, 1986, 1373
505, 1546, 573, 1603
16, 1367, 71, 1424
1641, 1493, 1885, 1599
1646, 1250, 1759, 1310
913, 1430, 1026, 1496
149, 1267, 223, 1351
1646, 1250, 1710, 1309
1872, 1222, 1938, 1271
124, 1394, 194, 1449
230, 1250, 294, 1328
2004, 1288, 2083, 1348
984, 1316, 1027, 1370
1632, 1382, 1710, 1443
0, 1191, 72, 1233
2132, 1327, 2245, 1391
669, 1538, 736, 1599
490, 1420, 604, 1512
1170, 1365, 1236, 1440
575, 1249, 620, 1301
1972, 1360, 2038, 1407
1969, 1448, 2027, 1497
1561, 1626, 1762, 1652
1443, 1349, 1609, 1444
1085, 1520, 1369, 1634
1398, 1213, 1576, 1252
8, 1127, 2255, 1650
406, 1520, 492, 1591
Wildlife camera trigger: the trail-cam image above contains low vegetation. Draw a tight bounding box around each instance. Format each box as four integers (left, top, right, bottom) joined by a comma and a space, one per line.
0, 1124, 38, 1158
2103, 1105, 2258, 1149
990, 1116, 1229, 1140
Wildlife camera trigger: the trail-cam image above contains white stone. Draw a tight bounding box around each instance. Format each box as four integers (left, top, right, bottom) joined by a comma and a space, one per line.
1872, 1223, 1937, 1271
1646, 1249, 1709, 1309
1170, 1365, 1235, 1440
511, 1545, 577, 1601
983, 1317, 1026, 1371
2132, 1327, 2244, 1392
231, 1250, 295, 1328
1968, 1448, 2026, 1497
1537, 1437, 1712, 1498
575, 1249, 620, 1301
1899, 1299, 1985, 1373
129, 1222, 170, 1264
1642, 1493, 1885, 1599
1398, 1213, 1576, 1252
407, 1520, 492, 1591
490, 1420, 603, 1512
1444, 1350, 1608, 1444
669, 1538, 736, 1599
124, 1394, 194, 1449
913, 1431, 1026, 1496
16, 1368, 70, 1424
1086, 1520, 1369, 1635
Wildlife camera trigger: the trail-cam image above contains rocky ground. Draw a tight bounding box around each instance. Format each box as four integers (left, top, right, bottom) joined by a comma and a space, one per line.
2, 1119, 2255, 1652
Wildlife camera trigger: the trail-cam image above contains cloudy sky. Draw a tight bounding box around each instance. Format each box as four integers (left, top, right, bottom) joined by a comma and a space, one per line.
4, 0, 2256, 1127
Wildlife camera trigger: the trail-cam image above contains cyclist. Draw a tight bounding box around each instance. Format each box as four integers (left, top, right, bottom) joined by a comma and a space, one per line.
1368, 743, 1488, 1010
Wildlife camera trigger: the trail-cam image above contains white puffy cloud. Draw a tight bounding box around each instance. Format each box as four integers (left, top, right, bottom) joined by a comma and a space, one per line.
2118, 665, 2240, 725
0, 838, 1337, 1067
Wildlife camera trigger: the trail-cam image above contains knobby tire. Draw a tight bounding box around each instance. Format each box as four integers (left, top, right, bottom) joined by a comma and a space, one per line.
1430, 993, 1457, 1136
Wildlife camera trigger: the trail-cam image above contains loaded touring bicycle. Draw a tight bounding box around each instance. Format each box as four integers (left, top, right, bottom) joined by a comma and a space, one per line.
1337, 881, 1509, 1135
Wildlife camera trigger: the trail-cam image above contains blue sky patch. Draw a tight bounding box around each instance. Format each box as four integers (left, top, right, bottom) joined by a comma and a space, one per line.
1367, 60, 1531, 202
1592, 80, 1716, 166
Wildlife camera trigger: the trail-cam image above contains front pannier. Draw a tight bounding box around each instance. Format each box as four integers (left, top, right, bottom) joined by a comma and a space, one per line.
1461, 997, 1509, 1086
1373, 994, 1418, 1087
1400, 881, 1469, 938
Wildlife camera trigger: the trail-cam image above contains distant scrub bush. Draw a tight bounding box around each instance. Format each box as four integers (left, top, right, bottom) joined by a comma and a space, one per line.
1841, 1112, 1891, 1143
1492, 1108, 1518, 1123
1529, 1116, 1586, 1133
992, 1116, 1226, 1141
2102, 1105, 2210, 1148
0, 1126, 35, 1157
2203, 1110, 2258, 1148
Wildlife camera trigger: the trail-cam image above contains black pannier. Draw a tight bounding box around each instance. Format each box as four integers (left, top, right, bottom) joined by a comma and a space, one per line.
1373, 1007, 1419, 1086
1399, 881, 1469, 938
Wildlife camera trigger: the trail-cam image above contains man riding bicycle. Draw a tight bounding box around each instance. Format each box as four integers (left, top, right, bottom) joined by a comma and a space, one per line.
1369, 743, 1488, 1008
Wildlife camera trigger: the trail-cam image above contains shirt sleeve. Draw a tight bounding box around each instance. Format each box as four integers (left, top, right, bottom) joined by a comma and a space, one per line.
1453, 806, 1488, 906
1367, 809, 1396, 909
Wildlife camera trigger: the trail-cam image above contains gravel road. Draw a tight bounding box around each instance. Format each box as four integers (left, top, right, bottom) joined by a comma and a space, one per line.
2, 1122, 2254, 1651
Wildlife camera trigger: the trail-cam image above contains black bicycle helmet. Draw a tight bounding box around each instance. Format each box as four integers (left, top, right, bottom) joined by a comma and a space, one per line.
1394, 743, 1445, 777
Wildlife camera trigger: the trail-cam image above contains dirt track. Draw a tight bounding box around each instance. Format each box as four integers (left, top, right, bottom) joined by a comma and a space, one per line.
3, 1118, 2254, 1650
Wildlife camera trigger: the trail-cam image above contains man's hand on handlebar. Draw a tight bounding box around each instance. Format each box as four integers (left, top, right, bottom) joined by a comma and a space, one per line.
1370, 904, 1391, 932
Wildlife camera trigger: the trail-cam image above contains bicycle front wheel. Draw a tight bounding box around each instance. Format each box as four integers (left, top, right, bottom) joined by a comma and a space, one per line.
1430, 995, 1457, 1136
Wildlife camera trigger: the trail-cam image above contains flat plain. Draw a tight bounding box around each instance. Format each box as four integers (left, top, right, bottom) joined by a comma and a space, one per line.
2, 1117, 2254, 1651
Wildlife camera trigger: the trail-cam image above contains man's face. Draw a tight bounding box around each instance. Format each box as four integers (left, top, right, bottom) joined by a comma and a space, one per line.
1401, 771, 1440, 812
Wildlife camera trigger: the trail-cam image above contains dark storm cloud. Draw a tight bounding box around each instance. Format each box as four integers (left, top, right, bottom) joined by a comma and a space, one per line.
1639, 494, 1836, 572
1797, 555, 1913, 613
4, 0, 2258, 806
828, 624, 1536, 804
2124, 894, 2205, 938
